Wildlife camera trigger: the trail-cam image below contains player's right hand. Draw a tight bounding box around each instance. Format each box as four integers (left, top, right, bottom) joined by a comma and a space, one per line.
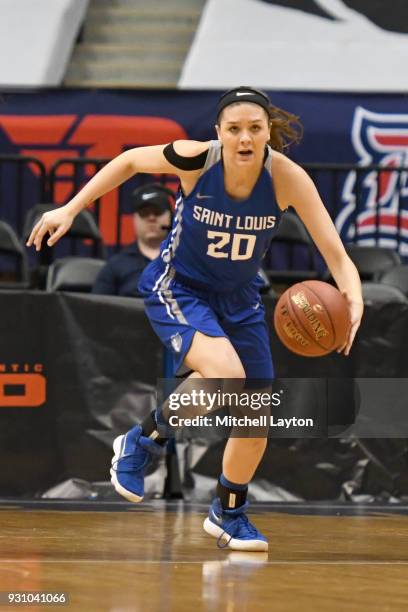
26, 206, 75, 251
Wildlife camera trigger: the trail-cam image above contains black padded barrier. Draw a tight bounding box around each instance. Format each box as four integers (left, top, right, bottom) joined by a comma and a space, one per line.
0, 291, 407, 500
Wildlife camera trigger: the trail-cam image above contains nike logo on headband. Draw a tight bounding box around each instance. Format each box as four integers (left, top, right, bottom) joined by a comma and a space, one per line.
236, 92, 255, 96
142, 192, 160, 200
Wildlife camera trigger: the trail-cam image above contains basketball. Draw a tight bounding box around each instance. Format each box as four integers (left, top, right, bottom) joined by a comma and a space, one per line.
274, 280, 351, 357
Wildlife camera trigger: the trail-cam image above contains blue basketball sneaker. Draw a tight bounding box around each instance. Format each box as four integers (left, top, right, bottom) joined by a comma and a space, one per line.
110, 425, 165, 502
203, 498, 268, 551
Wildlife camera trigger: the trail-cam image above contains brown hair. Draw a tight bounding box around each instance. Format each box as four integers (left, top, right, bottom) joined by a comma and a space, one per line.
267, 103, 303, 152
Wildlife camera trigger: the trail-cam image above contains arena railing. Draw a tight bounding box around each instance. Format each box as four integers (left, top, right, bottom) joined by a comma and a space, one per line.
303, 163, 407, 247
0, 154, 406, 252
0, 154, 47, 237
49, 158, 177, 253
49, 159, 408, 251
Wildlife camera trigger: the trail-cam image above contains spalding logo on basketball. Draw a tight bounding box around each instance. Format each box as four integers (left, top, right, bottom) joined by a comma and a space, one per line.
273, 280, 351, 357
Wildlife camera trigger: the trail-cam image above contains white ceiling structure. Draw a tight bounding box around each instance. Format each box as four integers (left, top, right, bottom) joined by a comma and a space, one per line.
0, 0, 89, 87
179, 0, 408, 91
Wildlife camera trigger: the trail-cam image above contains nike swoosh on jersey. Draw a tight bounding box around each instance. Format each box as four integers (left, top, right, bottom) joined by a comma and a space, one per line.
196, 193, 214, 199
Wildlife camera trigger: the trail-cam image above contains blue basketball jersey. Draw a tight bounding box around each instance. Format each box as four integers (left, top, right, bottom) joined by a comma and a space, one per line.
160, 140, 281, 292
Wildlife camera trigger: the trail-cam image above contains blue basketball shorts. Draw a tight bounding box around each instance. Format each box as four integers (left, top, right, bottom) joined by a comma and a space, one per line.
138, 259, 274, 379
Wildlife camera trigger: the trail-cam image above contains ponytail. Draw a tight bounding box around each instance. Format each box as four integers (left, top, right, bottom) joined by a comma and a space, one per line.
268, 104, 303, 152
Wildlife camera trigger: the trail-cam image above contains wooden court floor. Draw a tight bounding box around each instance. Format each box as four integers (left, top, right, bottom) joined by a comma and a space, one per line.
0, 501, 407, 612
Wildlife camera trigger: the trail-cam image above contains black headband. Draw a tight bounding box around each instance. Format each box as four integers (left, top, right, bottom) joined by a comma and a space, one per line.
216, 86, 271, 121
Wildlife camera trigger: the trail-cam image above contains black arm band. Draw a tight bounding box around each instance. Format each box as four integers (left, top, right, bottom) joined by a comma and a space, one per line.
163, 142, 208, 171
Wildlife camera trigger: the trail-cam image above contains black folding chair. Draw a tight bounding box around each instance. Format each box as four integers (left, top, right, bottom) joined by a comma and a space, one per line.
379, 264, 408, 297
46, 257, 106, 293
0, 220, 29, 288
264, 209, 321, 284
345, 245, 401, 282
362, 281, 408, 304
23, 204, 105, 260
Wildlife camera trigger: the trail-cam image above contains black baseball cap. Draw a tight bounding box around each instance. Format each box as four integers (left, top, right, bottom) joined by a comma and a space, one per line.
132, 183, 174, 215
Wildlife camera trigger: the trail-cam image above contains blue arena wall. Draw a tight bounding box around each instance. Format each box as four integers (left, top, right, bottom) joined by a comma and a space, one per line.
1, 89, 408, 256
2, 89, 408, 163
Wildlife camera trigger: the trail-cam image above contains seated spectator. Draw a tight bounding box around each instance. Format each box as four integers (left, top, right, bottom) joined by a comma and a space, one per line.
92, 183, 173, 297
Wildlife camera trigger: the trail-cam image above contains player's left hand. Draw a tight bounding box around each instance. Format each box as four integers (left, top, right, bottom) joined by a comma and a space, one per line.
337, 292, 364, 356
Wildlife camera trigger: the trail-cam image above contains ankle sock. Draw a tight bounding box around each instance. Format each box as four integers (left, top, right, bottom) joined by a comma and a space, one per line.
216, 474, 248, 511
141, 410, 168, 446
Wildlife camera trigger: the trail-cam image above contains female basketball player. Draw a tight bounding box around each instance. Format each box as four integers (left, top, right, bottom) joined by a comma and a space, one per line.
27, 87, 363, 552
